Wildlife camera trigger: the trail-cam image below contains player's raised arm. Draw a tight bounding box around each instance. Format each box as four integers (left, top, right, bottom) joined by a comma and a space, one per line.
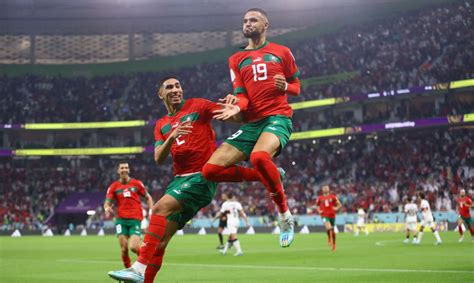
104, 187, 115, 217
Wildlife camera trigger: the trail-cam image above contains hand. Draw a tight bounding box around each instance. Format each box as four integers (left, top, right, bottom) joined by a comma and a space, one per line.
218, 93, 239, 105
104, 206, 114, 217
273, 74, 287, 92
170, 121, 193, 139
213, 103, 241, 121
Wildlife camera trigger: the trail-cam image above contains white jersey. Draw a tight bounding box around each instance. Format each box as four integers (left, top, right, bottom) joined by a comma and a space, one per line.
357, 209, 366, 226
404, 203, 418, 223
420, 199, 434, 221
221, 200, 243, 224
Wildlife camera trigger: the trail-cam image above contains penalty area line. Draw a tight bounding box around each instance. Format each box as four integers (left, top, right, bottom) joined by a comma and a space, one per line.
57, 259, 473, 274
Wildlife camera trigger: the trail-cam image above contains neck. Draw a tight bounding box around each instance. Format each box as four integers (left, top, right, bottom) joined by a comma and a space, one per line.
120, 176, 130, 183
247, 35, 266, 49
165, 101, 179, 115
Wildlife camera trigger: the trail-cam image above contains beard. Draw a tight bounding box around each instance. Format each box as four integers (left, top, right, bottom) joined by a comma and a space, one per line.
243, 28, 262, 38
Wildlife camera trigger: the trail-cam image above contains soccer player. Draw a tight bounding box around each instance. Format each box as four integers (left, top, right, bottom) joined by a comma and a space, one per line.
354, 207, 369, 237
104, 161, 154, 268
456, 189, 473, 242
108, 77, 236, 283
212, 194, 229, 250
403, 197, 418, 244
202, 7, 301, 248
415, 192, 442, 245
215, 192, 249, 256
316, 185, 341, 251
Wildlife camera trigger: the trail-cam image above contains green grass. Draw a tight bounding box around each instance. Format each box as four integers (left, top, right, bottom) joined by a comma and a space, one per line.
0, 232, 472, 282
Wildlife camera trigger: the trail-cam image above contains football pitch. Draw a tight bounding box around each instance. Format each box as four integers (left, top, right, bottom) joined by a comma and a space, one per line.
0, 232, 472, 282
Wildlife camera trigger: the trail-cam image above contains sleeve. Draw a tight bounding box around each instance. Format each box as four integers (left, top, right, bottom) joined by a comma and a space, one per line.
404, 205, 408, 213
105, 185, 114, 202
202, 99, 222, 121
237, 202, 243, 211
154, 120, 165, 148
220, 203, 227, 213
229, 56, 247, 95
315, 197, 320, 206
467, 198, 472, 205
282, 47, 300, 82
137, 180, 148, 197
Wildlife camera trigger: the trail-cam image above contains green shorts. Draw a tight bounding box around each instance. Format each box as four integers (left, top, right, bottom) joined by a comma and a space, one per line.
460, 216, 471, 225
225, 115, 292, 159
166, 173, 217, 229
115, 218, 142, 237
322, 217, 335, 227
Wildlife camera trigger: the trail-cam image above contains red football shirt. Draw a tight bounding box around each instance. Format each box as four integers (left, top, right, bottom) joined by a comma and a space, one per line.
228, 41, 299, 122
154, 98, 220, 176
457, 196, 472, 218
316, 194, 339, 218
105, 178, 148, 220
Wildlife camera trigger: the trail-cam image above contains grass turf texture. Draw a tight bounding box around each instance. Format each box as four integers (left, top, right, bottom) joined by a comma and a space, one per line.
0, 232, 472, 282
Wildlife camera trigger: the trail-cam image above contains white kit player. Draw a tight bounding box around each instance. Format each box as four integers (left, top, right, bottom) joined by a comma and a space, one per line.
403, 198, 418, 244
216, 192, 249, 256
354, 208, 369, 236
416, 193, 442, 245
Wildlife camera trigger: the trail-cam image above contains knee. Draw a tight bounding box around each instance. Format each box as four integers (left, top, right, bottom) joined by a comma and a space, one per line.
202, 163, 220, 180
250, 151, 270, 167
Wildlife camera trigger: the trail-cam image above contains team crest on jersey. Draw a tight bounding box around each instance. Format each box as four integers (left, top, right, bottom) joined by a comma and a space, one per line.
181, 182, 190, 189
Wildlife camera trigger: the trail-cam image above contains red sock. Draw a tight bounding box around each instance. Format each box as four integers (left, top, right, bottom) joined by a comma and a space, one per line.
458, 225, 463, 236
332, 229, 336, 245
250, 151, 288, 213
121, 254, 131, 268
137, 215, 167, 265
144, 248, 165, 283
202, 163, 260, 182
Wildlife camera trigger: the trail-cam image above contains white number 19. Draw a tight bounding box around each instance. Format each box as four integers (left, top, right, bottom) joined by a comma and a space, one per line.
252, 63, 267, 81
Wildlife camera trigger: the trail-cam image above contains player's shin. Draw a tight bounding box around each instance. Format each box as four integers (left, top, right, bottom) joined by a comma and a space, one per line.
250, 151, 288, 213
136, 215, 167, 268
144, 248, 165, 283
202, 163, 260, 182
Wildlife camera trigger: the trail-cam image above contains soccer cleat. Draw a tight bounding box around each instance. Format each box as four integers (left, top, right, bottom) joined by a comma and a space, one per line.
216, 245, 224, 250
108, 267, 144, 283
219, 250, 227, 256
279, 213, 294, 248
233, 252, 243, 256
412, 239, 418, 244
434, 241, 442, 246
458, 235, 464, 242
403, 239, 410, 244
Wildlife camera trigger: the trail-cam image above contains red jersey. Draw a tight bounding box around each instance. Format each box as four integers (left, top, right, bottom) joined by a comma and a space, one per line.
457, 196, 472, 218
105, 178, 148, 220
229, 41, 299, 122
316, 194, 339, 218
154, 98, 220, 175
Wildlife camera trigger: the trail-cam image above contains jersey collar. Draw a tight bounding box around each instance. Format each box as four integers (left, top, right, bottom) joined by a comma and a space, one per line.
240, 40, 269, 52
168, 99, 186, 116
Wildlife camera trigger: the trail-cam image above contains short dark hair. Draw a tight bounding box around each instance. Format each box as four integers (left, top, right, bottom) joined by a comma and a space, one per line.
117, 160, 129, 168
155, 76, 178, 93
419, 192, 425, 199
227, 192, 234, 199
246, 8, 268, 19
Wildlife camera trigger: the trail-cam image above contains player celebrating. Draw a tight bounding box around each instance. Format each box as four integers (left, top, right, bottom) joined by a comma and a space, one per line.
215, 192, 250, 256
456, 189, 473, 242
403, 197, 418, 244
108, 77, 236, 283
104, 161, 154, 268
415, 193, 442, 245
316, 185, 341, 251
202, 7, 301, 248
354, 207, 369, 237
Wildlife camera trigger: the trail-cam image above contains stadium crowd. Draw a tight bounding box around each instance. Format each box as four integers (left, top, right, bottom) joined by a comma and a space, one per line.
2, 128, 472, 230
1, 1, 472, 124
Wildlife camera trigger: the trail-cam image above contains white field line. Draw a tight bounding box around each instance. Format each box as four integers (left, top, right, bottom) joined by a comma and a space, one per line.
57, 259, 474, 274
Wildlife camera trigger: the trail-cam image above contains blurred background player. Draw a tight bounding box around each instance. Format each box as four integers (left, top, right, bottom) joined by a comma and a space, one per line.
456, 189, 473, 242
104, 161, 154, 268
212, 194, 229, 250
316, 185, 341, 251
216, 192, 249, 256
203, 7, 301, 248
403, 197, 418, 244
415, 193, 442, 245
354, 207, 369, 237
